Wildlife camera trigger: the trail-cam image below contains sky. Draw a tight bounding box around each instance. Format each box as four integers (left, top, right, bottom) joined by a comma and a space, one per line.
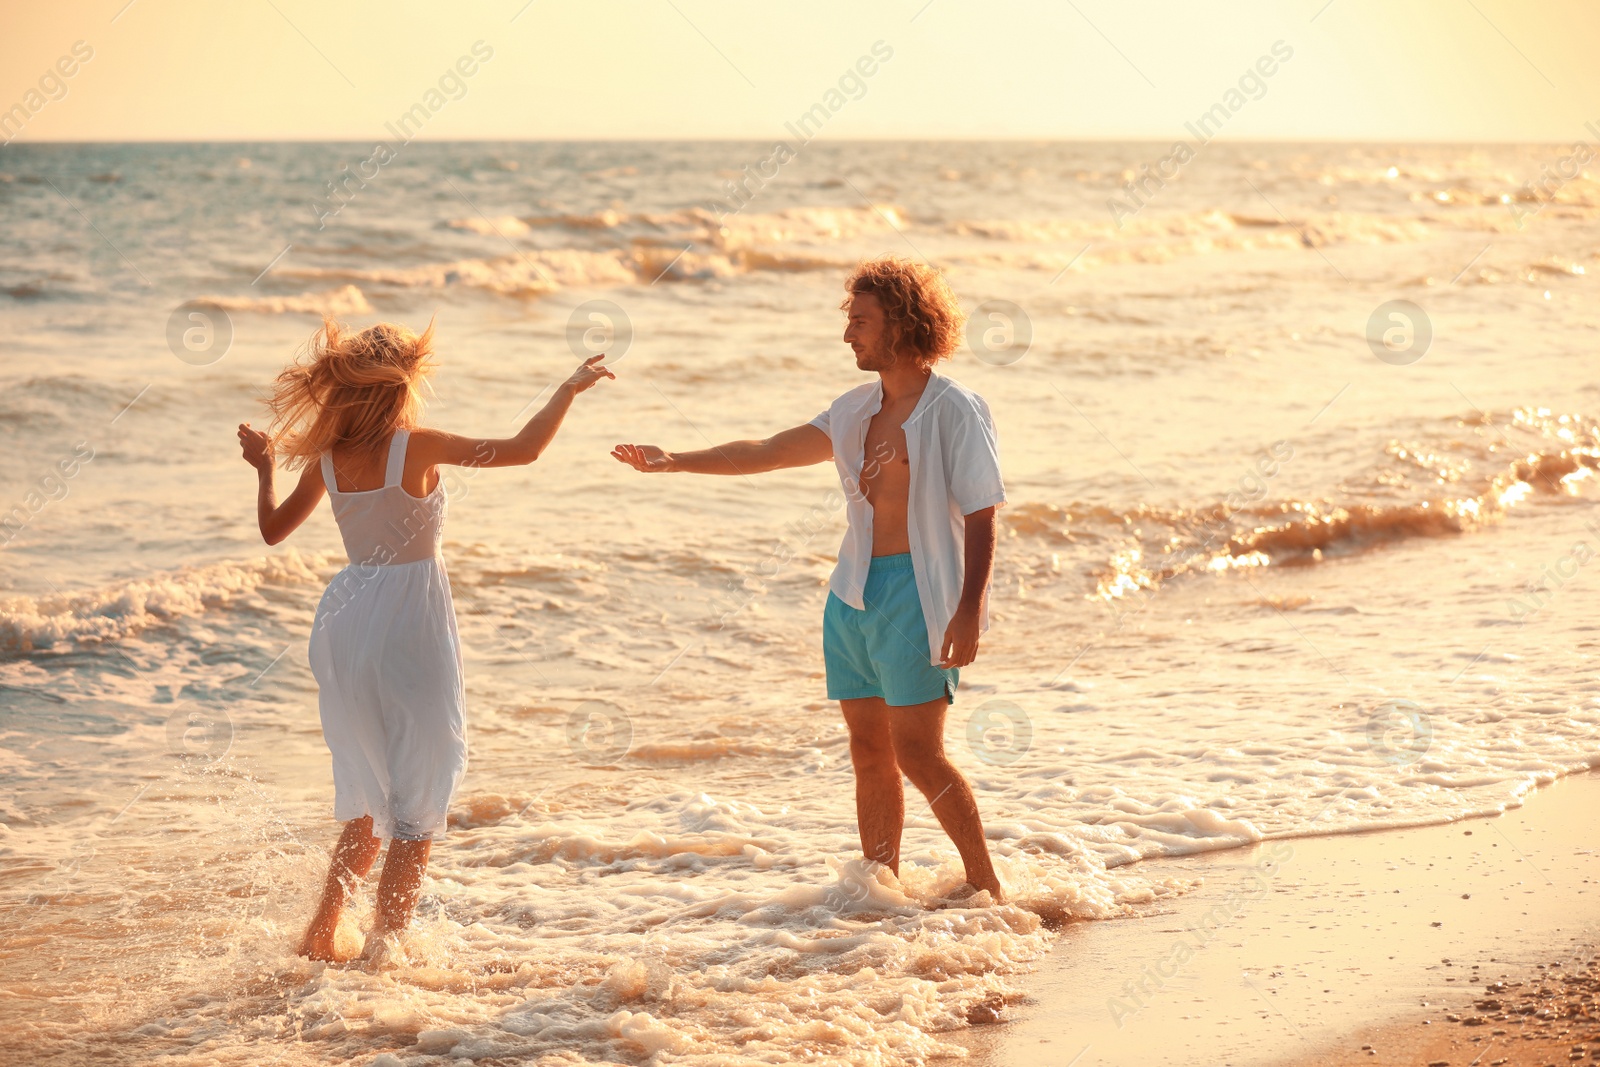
1, 0, 1596, 143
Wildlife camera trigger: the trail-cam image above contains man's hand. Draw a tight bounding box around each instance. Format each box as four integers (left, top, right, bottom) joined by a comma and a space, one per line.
559, 354, 616, 397
942, 507, 997, 670
611, 425, 829, 476
237, 423, 272, 473
611, 443, 676, 472
939, 605, 981, 669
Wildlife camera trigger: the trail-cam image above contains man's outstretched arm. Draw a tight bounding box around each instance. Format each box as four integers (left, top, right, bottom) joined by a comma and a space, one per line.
611, 423, 831, 475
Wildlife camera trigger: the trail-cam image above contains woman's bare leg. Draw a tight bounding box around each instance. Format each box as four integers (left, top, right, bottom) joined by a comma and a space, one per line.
365, 837, 432, 947
299, 815, 382, 960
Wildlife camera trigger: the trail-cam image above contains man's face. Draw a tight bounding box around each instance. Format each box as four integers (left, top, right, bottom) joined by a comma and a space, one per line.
843, 291, 894, 371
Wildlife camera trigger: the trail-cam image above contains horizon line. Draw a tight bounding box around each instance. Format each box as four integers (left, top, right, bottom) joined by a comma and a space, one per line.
0, 135, 1582, 147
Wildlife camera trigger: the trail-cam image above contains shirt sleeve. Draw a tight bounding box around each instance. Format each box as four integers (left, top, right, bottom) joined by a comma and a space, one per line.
808, 407, 831, 436
946, 394, 1006, 515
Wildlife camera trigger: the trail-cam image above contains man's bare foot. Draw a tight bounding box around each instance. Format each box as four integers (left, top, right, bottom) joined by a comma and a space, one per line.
939, 880, 1007, 906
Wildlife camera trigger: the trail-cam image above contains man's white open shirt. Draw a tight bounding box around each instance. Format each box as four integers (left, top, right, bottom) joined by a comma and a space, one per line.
809, 373, 1006, 665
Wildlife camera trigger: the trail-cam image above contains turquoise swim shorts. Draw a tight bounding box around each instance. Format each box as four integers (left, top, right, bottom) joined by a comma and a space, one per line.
822, 553, 958, 707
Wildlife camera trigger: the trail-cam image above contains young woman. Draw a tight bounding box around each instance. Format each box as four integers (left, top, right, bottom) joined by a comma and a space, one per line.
238, 317, 613, 961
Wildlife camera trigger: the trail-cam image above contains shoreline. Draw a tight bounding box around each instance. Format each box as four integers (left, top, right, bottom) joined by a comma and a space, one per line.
954, 767, 1600, 1067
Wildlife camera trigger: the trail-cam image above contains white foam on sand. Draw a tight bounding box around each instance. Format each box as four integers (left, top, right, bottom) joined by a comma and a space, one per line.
0, 775, 1187, 1067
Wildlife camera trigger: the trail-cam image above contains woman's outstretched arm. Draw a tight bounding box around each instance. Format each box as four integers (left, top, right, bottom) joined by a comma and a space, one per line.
413, 354, 615, 470
239, 423, 326, 545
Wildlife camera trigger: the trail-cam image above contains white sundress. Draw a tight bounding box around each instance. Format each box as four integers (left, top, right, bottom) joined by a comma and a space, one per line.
308, 428, 467, 841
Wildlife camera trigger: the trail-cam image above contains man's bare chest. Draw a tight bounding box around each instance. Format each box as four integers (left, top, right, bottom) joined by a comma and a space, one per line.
862, 409, 912, 498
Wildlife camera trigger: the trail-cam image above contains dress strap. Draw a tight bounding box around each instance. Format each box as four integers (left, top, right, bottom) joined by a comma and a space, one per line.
319, 453, 339, 494
384, 429, 410, 488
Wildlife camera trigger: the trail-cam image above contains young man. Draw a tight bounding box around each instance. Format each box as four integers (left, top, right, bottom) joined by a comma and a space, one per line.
612, 256, 1007, 901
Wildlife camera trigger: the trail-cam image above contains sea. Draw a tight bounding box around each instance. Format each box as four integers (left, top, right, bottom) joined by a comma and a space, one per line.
1, 139, 1596, 1066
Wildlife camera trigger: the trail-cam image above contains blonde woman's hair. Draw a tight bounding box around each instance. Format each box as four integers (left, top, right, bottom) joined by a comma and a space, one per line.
266, 318, 436, 468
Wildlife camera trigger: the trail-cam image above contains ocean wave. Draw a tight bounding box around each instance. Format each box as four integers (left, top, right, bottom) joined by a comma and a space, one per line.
437, 204, 909, 264
408, 203, 1486, 294
0, 267, 92, 302
280, 243, 847, 296
1227, 159, 1600, 216
627, 738, 781, 762
1007, 420, 1600, 603
1413, 252, 1592, 288
444, 214, 532, 237
0, 550, 333, 656
517, 204, 908, 245
283, 250, 636, 296
707, 204, 911, 248
196, 284, 372, 316
953, 208, 1441, 265
417, 197, 1600, 294
521, 208, 629, 229
0, 374, 146, 417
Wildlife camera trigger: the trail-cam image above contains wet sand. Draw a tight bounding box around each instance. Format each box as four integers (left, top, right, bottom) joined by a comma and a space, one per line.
1286, 951, 1600, 1066
954, 768, 1600, 1067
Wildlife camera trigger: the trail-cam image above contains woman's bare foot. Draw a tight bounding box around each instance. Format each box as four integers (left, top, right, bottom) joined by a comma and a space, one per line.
299, 932, 348, 961
299, 911, 339, 960
299, 817, 383, 961
299, 912, 362, 961
358, 930, 405, 972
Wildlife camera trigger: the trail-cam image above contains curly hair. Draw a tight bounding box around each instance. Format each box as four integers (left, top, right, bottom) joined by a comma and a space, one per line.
841, 256, 965, 369
265, 318, 436, 469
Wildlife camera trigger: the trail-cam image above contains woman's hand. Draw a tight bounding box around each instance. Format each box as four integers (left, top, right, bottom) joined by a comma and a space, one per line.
610, 443, 675, 472
238, 423, 272, 473
559, 354, 617, 397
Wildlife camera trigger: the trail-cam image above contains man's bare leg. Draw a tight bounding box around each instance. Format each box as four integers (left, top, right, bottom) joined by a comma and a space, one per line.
364, 837, 433, 952
841, 697, 904, 873
300, 815, 382, 960
888, 699, 1006, 902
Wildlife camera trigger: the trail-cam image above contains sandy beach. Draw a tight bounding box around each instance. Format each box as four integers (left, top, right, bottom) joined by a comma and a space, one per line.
956, 768, 1600, 1066
1289, 953, 1600, 1067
